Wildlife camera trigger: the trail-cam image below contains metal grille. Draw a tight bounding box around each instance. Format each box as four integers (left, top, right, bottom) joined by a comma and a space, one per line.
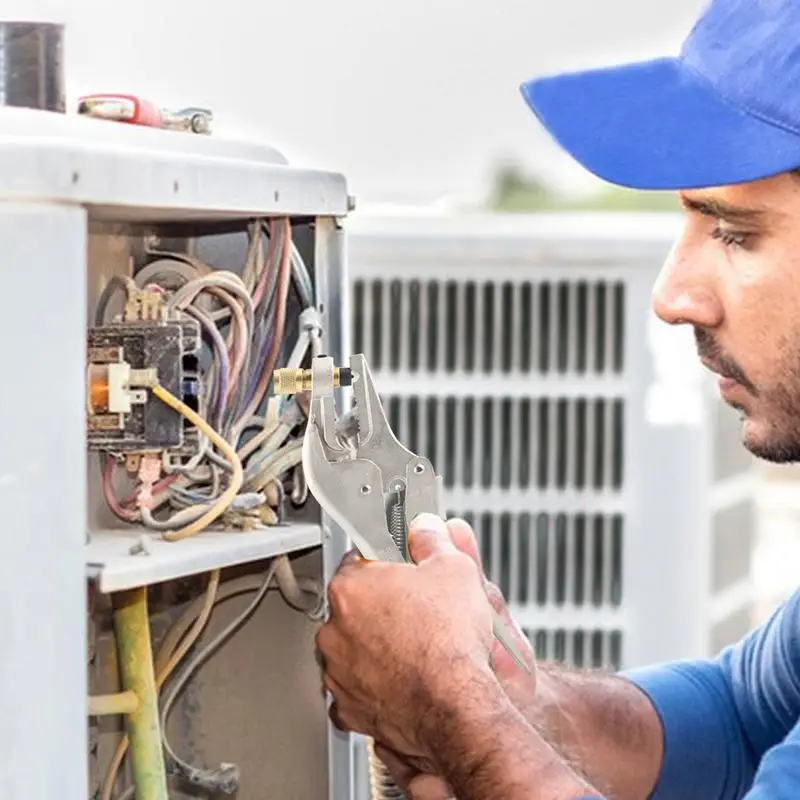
523, 628, 623, 670
353, 278, 626, 375
386, 395, 624, 492
354, 270, 629, 670
443, 510, 624, 610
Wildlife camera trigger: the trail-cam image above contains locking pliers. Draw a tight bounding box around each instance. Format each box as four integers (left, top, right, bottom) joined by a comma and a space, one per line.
276, 353, 529, 673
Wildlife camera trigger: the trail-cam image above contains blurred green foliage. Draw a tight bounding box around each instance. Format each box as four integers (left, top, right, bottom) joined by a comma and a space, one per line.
486, 161, 680, 212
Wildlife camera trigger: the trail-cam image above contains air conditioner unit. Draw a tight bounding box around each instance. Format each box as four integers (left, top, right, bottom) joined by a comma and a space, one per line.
0, 103, 357, 799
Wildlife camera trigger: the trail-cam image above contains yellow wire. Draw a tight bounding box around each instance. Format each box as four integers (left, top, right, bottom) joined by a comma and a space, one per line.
149, 382, 244, 542
100, 569, 221, 800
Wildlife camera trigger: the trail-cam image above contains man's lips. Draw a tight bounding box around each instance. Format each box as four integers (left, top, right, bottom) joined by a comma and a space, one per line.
699, 357, 748, 402
699, 356, 737, 383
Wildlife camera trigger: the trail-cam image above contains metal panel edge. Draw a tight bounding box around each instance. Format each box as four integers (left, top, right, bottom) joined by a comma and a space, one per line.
0, 201, 88, 799
314, 215, 357, 800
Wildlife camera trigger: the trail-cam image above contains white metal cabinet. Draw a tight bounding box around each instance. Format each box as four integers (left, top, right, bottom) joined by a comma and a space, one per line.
0, 105, 354, 800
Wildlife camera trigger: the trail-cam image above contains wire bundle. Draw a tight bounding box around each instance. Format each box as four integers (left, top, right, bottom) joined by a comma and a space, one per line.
98, 218, 319, 539
102, 556, 326, 800
95, 219, 326, 799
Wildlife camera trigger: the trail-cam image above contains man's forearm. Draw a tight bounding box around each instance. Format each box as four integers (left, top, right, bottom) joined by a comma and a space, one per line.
512, 663, 663, 800
425, 665, 603, 800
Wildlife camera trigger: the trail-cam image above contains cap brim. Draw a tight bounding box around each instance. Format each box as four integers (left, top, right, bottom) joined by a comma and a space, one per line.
521, 57, 800, 190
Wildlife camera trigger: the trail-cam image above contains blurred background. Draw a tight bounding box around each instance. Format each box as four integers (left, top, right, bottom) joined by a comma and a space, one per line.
22, 0, 704, 208
20, 0, 800, 662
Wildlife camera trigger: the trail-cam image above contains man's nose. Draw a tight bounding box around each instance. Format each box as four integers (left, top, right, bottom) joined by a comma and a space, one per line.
651, 243, 723, 329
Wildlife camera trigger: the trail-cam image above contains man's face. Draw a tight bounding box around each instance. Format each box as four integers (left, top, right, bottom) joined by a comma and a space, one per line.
652, 172, 800, 463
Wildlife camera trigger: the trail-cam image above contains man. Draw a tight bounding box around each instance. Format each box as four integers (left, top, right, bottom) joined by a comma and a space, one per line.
317, 0, 800, 797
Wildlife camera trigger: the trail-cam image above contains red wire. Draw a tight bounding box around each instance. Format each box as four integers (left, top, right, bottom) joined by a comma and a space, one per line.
102, 456, 139, 522
103, 455, 178, 520
120, 473, 178, 507
252, 219, 280, 309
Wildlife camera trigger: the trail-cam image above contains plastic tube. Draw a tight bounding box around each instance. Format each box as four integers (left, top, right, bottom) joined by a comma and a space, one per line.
87, 691, 139, 717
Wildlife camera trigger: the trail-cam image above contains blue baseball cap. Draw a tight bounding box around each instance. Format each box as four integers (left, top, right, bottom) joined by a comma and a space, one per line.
521, 0, 800, 190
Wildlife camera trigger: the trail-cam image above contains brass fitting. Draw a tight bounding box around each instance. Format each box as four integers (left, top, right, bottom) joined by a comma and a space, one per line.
272, 365, 352, 395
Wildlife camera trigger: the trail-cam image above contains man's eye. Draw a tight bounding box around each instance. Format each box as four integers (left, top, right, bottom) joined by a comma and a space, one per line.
711, 226, 750, 248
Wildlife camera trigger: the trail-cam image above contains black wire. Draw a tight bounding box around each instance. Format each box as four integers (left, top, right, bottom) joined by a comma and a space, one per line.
93, 275, 132, 326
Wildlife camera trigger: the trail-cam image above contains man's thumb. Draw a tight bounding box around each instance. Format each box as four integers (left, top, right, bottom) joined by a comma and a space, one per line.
446, 518, 482, 571
408, 513, 457, 563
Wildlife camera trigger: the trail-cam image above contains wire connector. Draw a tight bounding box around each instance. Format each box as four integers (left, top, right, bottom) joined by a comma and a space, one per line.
299, 306, 323, 335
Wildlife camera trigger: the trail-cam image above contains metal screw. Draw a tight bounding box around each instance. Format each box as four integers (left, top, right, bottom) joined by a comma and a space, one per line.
129, 534, 153, 556
360, 484, 371, 495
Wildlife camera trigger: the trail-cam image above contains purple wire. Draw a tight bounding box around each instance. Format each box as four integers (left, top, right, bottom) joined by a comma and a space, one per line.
185, 305, 230, 430
242, 327, 274, 412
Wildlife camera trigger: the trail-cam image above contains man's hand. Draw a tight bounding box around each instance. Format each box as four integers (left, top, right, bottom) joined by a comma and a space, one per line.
371, 745, 455, 800
316, 512, 496, 759
445, 518, 537, 712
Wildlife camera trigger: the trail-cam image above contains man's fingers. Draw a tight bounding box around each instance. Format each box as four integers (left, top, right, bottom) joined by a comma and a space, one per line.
373, 745, 454, 800
372, 744, 416, 787
408, 513, 458, 563
405, 775, 456, 800
485, 580, 510, 616
328, 700, 351, 732
325, 672, 362, 733
338, 548, 366, 571
446, 517, 482, 571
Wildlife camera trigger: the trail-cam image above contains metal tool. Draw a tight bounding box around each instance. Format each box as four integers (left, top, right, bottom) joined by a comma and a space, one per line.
77, 93, 213, 134
274, 353, 530, 674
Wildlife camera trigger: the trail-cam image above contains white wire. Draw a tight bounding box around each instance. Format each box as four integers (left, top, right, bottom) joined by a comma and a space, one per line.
159, 561, 279, 780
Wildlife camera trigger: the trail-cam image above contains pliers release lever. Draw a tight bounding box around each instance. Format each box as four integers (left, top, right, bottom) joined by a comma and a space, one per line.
274, 353, 530, 673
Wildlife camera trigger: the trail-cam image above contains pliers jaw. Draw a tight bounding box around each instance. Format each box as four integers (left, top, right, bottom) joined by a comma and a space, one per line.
301, 353, 443, 563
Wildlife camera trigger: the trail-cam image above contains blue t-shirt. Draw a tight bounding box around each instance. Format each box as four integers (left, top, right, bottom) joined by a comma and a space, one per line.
621, 586, 800, 799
